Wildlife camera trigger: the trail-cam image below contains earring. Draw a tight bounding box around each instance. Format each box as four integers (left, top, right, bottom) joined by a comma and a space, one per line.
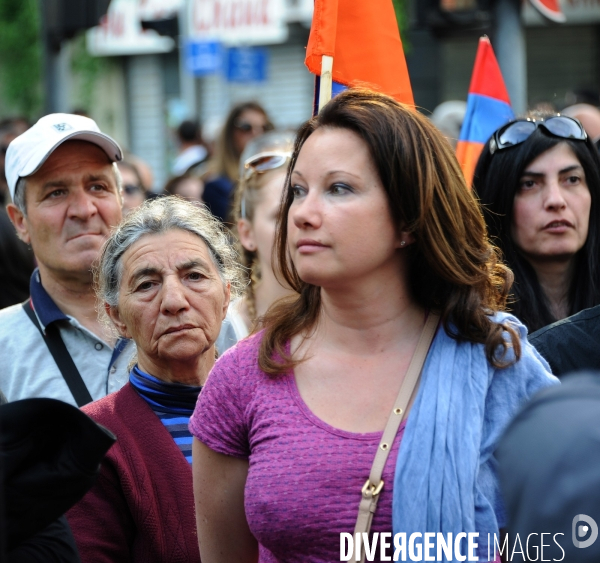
400, 241, 406, 247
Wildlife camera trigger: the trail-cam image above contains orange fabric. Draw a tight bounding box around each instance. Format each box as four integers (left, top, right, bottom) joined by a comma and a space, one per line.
305, 0, 414, 106
455, 140, 484, 187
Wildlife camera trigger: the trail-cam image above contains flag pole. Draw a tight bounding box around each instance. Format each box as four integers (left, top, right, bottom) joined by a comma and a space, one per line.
318, 55, 334, 113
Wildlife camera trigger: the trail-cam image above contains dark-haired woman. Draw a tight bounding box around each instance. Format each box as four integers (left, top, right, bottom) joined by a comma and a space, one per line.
203, 102, 273, 223
474, 115, 600, 332
190, 90, 557, 562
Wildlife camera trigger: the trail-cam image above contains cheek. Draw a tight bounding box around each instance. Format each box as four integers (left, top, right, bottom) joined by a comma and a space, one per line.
511, 199, 534, 243
120, 301, 156, 344
99, 197, 123, 227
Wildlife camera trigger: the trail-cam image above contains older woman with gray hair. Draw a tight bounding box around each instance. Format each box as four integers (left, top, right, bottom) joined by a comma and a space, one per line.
67, 197, 243, 563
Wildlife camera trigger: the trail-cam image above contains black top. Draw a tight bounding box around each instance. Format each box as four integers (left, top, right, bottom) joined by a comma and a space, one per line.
529, 304, 600, 377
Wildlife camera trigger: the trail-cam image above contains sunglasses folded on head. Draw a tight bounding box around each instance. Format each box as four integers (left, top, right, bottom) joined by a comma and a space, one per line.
243, 151, 291, 180
489, 116, 588, 154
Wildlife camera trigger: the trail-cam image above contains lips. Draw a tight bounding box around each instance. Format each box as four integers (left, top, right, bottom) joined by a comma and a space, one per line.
163, 324, 196, 335
67, 232, 103, 241
543, 219, 574, 230
296, 238, 328, 249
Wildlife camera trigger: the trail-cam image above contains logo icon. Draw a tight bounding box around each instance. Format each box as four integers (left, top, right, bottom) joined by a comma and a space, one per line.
573, 514, 598, 548
53, 123, 73, 132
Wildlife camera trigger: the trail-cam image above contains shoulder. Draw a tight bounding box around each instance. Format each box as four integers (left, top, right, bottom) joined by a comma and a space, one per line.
530, 304, 600, 344
0, 303, 31, 335
213, 330, 264, 374
82, 384, 148, 427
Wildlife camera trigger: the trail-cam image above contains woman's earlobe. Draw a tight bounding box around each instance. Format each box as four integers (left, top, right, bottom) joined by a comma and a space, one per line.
105, 303, 130, 339
237, 218, 257, 252
397, 231, 416, 249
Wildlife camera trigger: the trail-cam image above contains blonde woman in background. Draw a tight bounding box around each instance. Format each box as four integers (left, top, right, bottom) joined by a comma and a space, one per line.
202, 102, 273, 223
215, 131, 296, 353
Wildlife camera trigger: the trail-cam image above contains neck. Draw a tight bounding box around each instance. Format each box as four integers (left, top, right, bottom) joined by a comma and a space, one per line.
253, 267, 295, 319
37, 264, 111, 342
309, 261, 425, 354
137, 347, 215, 387
530, 257, 575, 320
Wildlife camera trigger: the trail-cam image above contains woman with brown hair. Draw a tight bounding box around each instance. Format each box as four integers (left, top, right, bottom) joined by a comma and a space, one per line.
202, 102, 273, 223
190, 90, 556, 562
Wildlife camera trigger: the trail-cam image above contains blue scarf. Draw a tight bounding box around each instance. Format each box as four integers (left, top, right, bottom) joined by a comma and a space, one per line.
392, 312, 558, 561
129, 365, 201, 415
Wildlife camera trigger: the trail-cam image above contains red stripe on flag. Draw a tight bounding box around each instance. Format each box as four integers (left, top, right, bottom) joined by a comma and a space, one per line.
467, 37, 511, 104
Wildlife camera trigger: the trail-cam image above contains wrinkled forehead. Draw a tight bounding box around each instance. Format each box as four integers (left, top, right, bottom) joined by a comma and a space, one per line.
119, 229, 218, 281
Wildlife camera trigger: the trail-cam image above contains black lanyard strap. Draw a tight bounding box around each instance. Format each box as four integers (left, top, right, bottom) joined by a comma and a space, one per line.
22, 299, 93, 407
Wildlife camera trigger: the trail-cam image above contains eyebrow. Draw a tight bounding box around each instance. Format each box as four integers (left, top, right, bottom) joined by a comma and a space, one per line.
41, 173, 114, 191
521, 164, 584, 178
291, 169, 362, 180
128, 259, 212, 285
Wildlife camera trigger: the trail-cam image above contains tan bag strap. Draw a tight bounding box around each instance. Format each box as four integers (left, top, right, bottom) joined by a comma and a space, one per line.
353, 312, 440, 561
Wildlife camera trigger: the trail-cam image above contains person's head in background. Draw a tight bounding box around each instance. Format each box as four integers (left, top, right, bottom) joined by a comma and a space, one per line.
0, 118, 30, 205
232, 131, 295, 329
123, 152, 154, 193
210, 102, 274, 183
117, 160, 146, 215
177, 120, 202, 149
164, 174, 204, 203
562, 103, 600, 142
430, 101, 466, 149
474, 114, 600, 332
497, 372, 600, 563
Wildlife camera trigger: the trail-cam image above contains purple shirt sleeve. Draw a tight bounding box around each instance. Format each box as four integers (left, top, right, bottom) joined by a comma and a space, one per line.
189, 337, 257, 459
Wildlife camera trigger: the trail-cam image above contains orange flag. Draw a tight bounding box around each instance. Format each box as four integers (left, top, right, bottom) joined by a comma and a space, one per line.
305, 0, 414, 107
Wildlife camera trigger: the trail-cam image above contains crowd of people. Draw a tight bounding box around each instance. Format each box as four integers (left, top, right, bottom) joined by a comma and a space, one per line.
1, 87, 600, 562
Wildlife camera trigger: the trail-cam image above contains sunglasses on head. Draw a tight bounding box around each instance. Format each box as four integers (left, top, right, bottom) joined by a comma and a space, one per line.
490, 115, 587, 154
234, 121, 274, 134
243, 151, 291, 180
489, 116, 587, 154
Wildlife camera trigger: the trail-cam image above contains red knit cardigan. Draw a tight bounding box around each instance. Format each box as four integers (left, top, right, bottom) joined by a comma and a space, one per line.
67, 383, 201, 563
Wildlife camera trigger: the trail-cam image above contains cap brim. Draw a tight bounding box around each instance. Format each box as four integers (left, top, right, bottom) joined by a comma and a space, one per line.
20, 130, 123, 179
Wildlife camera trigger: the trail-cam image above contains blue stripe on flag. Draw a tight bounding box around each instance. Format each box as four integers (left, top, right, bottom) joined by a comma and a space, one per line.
314, 77, 349, 115
458, 93, 514, 144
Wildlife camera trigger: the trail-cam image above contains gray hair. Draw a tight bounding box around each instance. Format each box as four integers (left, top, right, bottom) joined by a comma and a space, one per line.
12, 162, 123, 215
97, 196, 244, 308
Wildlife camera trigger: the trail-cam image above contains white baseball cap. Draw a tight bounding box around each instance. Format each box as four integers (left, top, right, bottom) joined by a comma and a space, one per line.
5, 113, 122, 201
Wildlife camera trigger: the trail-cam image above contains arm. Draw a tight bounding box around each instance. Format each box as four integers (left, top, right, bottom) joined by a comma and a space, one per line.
192, 438, 258, 563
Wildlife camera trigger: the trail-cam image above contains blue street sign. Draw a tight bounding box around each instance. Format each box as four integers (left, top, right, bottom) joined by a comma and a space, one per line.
225, 47, 268, 83
185, 40, 222, 76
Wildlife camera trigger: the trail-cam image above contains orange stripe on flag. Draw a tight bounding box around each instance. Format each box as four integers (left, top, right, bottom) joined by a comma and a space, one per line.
305, 0, 414, 107
456, 140, 484, 187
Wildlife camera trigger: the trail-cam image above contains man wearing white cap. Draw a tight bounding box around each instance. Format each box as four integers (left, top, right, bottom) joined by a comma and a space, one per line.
0, 113, 135, 407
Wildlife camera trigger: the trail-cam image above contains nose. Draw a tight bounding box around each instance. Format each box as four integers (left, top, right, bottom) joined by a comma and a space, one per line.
290, 189, 323, 230
67, 188, 98, 221
544, 180, 567, 211
160, 275, 190, 316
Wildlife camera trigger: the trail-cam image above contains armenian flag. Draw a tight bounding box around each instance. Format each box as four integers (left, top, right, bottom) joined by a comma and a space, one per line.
456, 36, 514, 185
305, 0, 413, 113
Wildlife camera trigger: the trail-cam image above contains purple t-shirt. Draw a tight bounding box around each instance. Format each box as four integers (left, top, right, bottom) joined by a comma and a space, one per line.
190, 332, 406, 563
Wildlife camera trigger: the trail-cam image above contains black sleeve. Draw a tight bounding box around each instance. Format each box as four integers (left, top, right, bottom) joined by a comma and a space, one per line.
7, 516, 80, 563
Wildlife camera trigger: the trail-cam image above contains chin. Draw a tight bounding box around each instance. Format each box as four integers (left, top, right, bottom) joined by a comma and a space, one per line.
159, 338, 211, 361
